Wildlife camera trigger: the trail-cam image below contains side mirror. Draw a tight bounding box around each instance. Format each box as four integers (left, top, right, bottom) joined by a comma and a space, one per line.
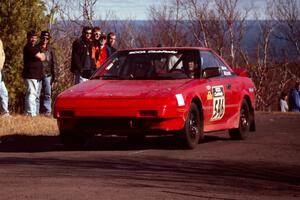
233, 67, 248, 77
202, 67, 221, 78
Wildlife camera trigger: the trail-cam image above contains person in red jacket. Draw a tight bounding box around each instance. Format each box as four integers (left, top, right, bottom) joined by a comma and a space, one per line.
92, 32, 111, 68
91, 27, 102, 68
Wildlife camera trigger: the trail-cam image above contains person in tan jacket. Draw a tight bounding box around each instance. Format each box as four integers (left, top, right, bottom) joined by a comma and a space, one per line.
0, 38, 10, 116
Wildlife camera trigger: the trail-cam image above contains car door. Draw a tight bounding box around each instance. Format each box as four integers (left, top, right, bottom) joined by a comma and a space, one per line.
199, 50, 233, 131
213, 53, 241, 125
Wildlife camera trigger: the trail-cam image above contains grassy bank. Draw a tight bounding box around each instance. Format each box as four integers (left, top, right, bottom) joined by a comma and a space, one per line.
0, 115, 59, 137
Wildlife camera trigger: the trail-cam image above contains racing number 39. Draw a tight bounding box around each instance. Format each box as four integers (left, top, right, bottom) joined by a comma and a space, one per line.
211, 86, 225, 121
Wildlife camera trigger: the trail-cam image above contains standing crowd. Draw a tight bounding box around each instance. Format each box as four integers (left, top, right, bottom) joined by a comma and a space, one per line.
71, 26, 116, 84
280, 82, 300, 112
0, 26, 117, 117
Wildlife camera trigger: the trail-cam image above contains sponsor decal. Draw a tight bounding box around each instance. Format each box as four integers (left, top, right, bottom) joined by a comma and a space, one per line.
207, 91, 213, 100
206, 85, 211, 90
148, 50, 177, 54
175, 94, 185, 106
129, 50, 178, 54
211, 85, 225, 121
106, 58, 120, 70
129, 51, 146, 54
249, 87, 254, 93
221, 66, 227, 70
223, 71, 232, 76
105, 62, 114, 70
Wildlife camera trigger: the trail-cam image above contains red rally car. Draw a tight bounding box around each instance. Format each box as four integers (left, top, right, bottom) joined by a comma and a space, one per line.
54, 47, 256, 149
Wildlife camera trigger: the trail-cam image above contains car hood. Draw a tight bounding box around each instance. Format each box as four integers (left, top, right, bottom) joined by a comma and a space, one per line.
59, 79, 194, 99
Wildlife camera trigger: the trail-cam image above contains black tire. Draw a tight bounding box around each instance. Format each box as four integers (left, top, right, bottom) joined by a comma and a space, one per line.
60, 129, 89, 149
229, 99, 250, 140
178, 102, 203, 149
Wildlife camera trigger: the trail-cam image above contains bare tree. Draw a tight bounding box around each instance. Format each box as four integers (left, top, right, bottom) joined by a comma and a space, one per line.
182, 0, 250, 65
215, 0, 249, 67
148, 0, 187, 47
182, 0, 211, 47
81, 0, 97, 26
248, 0, 299, 110
272, 0, 300, 55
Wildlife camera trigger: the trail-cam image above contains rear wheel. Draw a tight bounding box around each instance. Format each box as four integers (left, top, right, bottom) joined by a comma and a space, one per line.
178, 103, 203, 149
229, 99, 250, 140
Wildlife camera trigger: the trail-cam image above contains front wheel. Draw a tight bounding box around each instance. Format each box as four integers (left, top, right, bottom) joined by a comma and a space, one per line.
177, 103, 203, 149
229, 99, 250, 140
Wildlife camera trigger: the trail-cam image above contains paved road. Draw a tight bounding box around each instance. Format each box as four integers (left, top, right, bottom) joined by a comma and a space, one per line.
0, 112, 299, 200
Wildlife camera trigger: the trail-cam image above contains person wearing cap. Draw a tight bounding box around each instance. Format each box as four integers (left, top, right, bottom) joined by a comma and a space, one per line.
22, 30, 46, 117
106, 32, 117, 54
37, 30, 57, 116
0, 38, 10, 117
71, 26, 94, 84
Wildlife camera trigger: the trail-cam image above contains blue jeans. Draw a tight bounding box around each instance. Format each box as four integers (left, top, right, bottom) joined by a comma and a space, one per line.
37, 76, 52, 115
24, 79, 42, 117
74, 71, 88, 84
0, 81, 9, 114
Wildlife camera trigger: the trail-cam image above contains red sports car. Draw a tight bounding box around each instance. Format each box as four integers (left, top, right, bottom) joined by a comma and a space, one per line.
54, 47, 256, 149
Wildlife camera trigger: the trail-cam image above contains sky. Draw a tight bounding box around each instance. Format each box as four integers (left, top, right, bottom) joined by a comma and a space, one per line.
94, 0, 267, 20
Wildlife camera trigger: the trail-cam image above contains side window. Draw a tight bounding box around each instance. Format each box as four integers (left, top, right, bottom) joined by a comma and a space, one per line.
200, 51, 233, 77
200, 51, 219, 69
214, 56, 233, 77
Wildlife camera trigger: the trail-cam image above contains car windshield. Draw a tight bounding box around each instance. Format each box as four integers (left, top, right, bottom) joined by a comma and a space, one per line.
91, 49, 199, 80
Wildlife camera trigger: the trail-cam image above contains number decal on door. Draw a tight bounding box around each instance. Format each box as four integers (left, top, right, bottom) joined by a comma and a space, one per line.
211, 85, 225, 121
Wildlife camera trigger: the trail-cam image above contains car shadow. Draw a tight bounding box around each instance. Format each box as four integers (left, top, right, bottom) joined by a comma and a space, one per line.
0, 134, 230, 152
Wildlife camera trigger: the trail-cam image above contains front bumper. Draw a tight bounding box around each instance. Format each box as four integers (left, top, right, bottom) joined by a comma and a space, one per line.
57, 116, 185, 135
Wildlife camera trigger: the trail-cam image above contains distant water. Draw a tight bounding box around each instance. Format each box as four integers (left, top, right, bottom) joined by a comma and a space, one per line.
53, 20, 297, 59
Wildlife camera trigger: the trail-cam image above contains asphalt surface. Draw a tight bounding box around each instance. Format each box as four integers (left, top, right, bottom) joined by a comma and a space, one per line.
0, 112, 299, 200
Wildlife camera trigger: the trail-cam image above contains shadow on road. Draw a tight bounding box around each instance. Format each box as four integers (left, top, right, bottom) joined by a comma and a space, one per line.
0, 147, 299, 198
0, 134, 229, 152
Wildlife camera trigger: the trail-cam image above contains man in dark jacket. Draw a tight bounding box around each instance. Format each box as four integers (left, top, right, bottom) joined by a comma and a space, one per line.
23, 30, 45, 117
71, 26, 94, 84
37, 30, 57, 116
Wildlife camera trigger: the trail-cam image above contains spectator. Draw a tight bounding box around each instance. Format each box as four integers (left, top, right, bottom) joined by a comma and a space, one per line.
0, 38, 10, 117
91, 27, 102, 68
22, 30, 45, 117
71, 26, 94, 84
98, 33, 111, 66
279, 91, 289, 112
37, 30, 57, 116
289, 82, 300, 112
106, 32, 117, 54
